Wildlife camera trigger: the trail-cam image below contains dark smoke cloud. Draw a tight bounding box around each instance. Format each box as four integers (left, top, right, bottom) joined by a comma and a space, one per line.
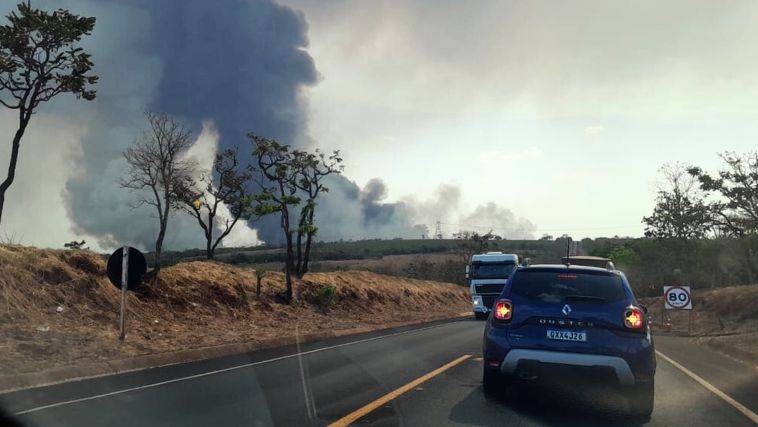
3, 1, 521, 248
311, 176, 422, 241
148, 0, 317, 147
360, 178, 388, 203
54, 0, 319, 249
44, 0, 421, 249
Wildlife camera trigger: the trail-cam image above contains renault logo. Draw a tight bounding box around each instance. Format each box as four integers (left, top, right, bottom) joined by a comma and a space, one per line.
562, 304, 572, 316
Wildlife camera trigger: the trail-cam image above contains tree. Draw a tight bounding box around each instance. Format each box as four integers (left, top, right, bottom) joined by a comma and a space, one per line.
689, 152, 758, 236
0, 2, 97, 226
608, 245, 639, 267
293, 149, 343, 277
689, 152, 758, 283
642, 163, 713, 286
177, 147, 252, 259
453, 230, 495, 263
120, 112, 195, 281
643, 163, 712, 240
248, 134, 300, 303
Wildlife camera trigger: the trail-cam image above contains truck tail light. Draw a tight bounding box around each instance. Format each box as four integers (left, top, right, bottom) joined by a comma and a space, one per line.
624, 306, 644, 330
494, 299, 513, 321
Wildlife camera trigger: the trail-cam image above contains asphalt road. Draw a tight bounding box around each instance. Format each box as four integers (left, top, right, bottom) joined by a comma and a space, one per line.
2, 319, 757, 426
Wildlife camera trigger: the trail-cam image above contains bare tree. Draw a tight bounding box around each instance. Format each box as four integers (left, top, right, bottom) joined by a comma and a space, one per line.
293, 149, 343, 277
120, 112, 195, 281
177, 147, 253, 259
0, 2, 98, 226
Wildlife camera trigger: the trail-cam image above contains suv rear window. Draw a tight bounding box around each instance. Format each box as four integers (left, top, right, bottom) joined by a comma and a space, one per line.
510, 270, 626, 303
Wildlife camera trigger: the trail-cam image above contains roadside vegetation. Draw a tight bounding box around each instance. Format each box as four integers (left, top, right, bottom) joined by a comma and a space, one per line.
150, 232, 755, 298
0, 245, 469, 378
150, 152, 758, 299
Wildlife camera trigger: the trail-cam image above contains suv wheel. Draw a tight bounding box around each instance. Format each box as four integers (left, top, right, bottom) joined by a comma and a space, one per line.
474, 312, 488, 320
627, 380, 654, 419
482, 367, 508, 398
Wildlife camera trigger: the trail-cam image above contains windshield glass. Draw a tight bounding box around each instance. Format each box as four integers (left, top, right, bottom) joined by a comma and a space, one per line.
471, 262, 516, 279
2, 1, 758, 425
510, 271, 626, 303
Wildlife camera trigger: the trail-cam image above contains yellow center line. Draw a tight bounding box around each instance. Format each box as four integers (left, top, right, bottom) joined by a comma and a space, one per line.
328, 354, 472, 427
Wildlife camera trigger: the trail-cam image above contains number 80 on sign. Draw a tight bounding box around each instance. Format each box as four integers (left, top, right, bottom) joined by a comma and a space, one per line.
664, 286, 692, 310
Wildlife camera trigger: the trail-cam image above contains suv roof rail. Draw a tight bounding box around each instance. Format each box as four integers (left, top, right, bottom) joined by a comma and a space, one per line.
561, 256, 615, 270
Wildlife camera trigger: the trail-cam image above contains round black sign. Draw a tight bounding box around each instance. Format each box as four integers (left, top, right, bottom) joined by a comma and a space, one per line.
107, 247, 147, 290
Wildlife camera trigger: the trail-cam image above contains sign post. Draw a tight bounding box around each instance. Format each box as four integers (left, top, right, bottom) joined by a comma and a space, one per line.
663, 285, 693, 335
119, 246, 129, 341
107, 246, 146, 342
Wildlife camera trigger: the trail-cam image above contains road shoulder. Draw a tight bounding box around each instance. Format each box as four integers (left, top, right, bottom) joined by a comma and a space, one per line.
0, 314, 469, 394
654, 334, 758, 418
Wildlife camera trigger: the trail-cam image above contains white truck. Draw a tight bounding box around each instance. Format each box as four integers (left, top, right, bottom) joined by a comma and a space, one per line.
467, 252, 519, 320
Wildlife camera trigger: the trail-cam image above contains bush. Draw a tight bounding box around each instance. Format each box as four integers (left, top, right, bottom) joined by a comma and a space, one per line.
315, 285, 337, 313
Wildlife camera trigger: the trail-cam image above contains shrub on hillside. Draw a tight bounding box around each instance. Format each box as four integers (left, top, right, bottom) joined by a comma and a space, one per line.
315, 285, 337, 313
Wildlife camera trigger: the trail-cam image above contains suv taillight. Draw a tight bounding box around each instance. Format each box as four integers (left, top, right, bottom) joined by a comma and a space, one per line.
494, 299, 513, 321
624, 306, 644, 330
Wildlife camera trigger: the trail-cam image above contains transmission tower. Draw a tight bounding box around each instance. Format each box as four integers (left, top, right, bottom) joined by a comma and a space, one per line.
434, 221, 443, 239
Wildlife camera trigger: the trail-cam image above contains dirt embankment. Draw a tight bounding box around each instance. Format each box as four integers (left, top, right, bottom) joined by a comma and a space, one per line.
640, 284, 758, 363
0, 245, 470, 379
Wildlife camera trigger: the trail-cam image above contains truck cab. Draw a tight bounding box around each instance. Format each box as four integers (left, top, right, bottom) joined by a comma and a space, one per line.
468, 252, 519, 320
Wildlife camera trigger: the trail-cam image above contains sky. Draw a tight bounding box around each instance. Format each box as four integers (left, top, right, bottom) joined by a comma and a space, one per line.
2, 1, 758, 250
281, 0, 758, 238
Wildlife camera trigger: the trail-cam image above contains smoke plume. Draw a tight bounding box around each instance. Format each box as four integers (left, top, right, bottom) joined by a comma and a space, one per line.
403, 184, 536, 239
0, 0, 534, 249
57, 0, 319, 249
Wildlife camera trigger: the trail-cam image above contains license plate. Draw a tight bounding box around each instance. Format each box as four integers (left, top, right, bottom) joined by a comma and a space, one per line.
546, 329, 586, 342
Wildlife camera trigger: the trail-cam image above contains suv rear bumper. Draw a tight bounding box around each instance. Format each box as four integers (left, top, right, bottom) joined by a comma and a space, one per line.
500, 349, 636, 386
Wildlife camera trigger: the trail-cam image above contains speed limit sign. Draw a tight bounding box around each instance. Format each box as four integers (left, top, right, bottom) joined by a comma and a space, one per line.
664, 286, 692, 310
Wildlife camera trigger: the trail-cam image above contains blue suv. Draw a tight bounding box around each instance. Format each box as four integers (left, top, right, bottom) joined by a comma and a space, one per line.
482, 264, 656, 417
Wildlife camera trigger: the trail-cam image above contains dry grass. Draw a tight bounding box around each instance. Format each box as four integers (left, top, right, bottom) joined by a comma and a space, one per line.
640, 284, 758, 335
0, 245, 469, 376
640, 284, 758, 363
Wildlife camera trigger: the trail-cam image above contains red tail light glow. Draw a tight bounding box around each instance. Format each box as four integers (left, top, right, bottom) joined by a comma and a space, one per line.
624, 307, 644, 329
494, 299, 513, 321
557, 274, 577, 279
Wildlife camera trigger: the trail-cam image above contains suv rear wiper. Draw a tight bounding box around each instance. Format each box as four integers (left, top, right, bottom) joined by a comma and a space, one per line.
564, 295, 607, 302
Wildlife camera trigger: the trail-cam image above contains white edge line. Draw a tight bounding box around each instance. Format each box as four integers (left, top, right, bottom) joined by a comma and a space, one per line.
14, 321, 456, 416
656, 350, 758, 424
295, 325, 316, 419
